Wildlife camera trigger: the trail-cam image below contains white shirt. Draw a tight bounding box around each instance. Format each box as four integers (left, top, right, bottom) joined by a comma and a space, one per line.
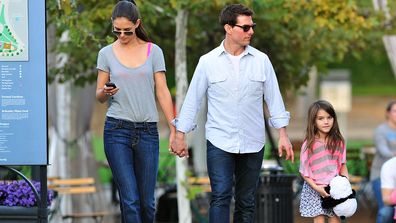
175, 41, 290, 153
227, 52, 243, 90
381, 157, 396, 189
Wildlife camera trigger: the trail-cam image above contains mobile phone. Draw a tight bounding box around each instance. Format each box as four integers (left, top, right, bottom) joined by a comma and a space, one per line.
105, 82, 116, 89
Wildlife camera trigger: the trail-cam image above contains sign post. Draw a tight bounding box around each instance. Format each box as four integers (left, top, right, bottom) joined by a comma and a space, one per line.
0, 1, 48, 222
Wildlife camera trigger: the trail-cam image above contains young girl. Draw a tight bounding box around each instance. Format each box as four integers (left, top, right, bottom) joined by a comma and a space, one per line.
299, 100, 349, 223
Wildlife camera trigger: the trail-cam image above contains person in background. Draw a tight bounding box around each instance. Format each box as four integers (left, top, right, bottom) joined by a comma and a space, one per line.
381, 157, 396, 222
299, 100, 349, 223
95, 1, 175, 222
170, 4, 294, 223
370, 100, 396, 223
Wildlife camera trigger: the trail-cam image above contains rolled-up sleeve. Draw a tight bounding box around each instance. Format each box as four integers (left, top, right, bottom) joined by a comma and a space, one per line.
263, 56, 290, 129
268, 111, 290, 129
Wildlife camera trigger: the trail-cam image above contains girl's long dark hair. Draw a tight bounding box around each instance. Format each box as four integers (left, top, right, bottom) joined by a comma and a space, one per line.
304, 100, 344, 154
112, 1, 150, 42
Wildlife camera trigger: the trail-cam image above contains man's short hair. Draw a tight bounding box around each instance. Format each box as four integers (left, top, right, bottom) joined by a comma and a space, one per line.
219, 4, 253, 27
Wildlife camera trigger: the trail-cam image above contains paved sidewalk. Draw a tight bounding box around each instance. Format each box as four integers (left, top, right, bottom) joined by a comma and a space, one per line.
294, 199, 377, 223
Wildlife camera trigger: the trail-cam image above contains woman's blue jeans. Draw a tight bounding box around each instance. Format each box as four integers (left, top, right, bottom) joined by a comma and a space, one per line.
104, 117, 159, 223
207, 140, 264, 223
372, 178, 395, 223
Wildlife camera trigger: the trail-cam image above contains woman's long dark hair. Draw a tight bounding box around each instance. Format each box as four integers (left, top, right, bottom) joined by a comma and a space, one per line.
386, 100, 396, 119
304, 100, 344, 154
111, 0, 150, 42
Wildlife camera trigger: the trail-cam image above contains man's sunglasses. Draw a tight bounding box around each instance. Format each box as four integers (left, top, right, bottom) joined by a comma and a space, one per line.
233, 23, 256, 32
112, 30, 134, 36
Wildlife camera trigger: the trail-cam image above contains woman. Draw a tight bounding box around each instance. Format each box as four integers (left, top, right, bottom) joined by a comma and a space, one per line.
370, 100, 396, 223
95, 1, 175, 222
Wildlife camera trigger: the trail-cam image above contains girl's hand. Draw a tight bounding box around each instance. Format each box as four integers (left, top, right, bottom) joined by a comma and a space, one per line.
318, 186, 330, 198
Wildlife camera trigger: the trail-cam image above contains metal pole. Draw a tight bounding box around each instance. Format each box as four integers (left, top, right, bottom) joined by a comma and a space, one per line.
38, 165, 48, 223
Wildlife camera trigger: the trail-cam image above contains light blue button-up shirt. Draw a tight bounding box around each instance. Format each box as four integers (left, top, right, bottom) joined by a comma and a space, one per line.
175, 42, 290, 153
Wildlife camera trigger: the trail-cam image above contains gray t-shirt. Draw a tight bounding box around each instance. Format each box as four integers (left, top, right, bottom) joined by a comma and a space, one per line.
370, 122, 396, 180
97, 43, 166, 122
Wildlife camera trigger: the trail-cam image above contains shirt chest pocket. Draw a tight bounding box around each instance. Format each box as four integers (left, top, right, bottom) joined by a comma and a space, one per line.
207, 73, 229, 98
247, 73, 265, 96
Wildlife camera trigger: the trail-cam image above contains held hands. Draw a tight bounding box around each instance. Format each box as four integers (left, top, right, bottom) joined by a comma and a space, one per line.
170, 131, 189, 158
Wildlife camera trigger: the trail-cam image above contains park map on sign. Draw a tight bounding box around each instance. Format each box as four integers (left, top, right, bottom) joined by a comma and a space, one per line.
0, 0, 28, 61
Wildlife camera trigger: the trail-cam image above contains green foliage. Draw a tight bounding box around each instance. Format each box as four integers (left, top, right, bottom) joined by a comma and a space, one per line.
46, 0, 115, 86
330, 42, 396, 96
47, 0, 392, 92
281, 160, 300, 174
157, 139, 176, 185
91, 136, 112, 183
347, 159, 368, 176
250, 0, 386, 91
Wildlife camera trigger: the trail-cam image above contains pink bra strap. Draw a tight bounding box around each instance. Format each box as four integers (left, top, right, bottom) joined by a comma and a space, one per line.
147, 42, 152, 57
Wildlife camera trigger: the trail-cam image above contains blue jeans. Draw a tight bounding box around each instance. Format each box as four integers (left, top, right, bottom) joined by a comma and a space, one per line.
207, 140, 264, 223
372, 178, 394, 223
104, 117, 159, 223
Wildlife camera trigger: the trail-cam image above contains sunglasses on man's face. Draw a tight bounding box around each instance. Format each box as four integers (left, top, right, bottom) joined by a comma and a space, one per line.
112, 30, 134, 36
233, 23, 256, 32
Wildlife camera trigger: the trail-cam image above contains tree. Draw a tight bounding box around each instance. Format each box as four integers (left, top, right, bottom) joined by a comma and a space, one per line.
373, 0, 396, 77
47, 0, 390, 91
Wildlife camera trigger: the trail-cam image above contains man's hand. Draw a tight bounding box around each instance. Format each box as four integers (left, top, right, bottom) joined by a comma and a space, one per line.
170, 131, 189, 158
277, 127, 294, 162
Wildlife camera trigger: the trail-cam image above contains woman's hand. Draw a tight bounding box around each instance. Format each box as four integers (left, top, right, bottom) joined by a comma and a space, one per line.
168, 128, 176, 153
170, 131, 189, 158
103, 85, 119, 96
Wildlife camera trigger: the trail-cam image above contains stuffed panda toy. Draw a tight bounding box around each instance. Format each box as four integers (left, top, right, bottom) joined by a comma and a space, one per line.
321, 175, 357, 219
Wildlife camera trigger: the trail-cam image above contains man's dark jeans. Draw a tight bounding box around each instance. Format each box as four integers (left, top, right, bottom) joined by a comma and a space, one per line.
207, 140, 264, 223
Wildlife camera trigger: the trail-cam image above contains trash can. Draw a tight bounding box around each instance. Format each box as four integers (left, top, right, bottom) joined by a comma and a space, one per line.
255, 174, 296, 223
156, 186, 178, 223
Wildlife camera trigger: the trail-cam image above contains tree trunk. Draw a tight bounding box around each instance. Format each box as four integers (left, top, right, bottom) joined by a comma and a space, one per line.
175, 8, 192, 223
47, 30, 105, 222
373, 0, 396, 78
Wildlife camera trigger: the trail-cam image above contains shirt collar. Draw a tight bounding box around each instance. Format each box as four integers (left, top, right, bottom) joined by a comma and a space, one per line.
215, 40, 256, 57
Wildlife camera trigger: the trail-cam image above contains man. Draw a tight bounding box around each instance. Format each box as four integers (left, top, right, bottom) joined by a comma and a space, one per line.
171, 4, 294, 223
380, 157, 396, 222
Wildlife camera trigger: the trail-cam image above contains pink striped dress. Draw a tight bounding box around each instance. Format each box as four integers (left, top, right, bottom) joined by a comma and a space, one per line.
299, 140, 346, 186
